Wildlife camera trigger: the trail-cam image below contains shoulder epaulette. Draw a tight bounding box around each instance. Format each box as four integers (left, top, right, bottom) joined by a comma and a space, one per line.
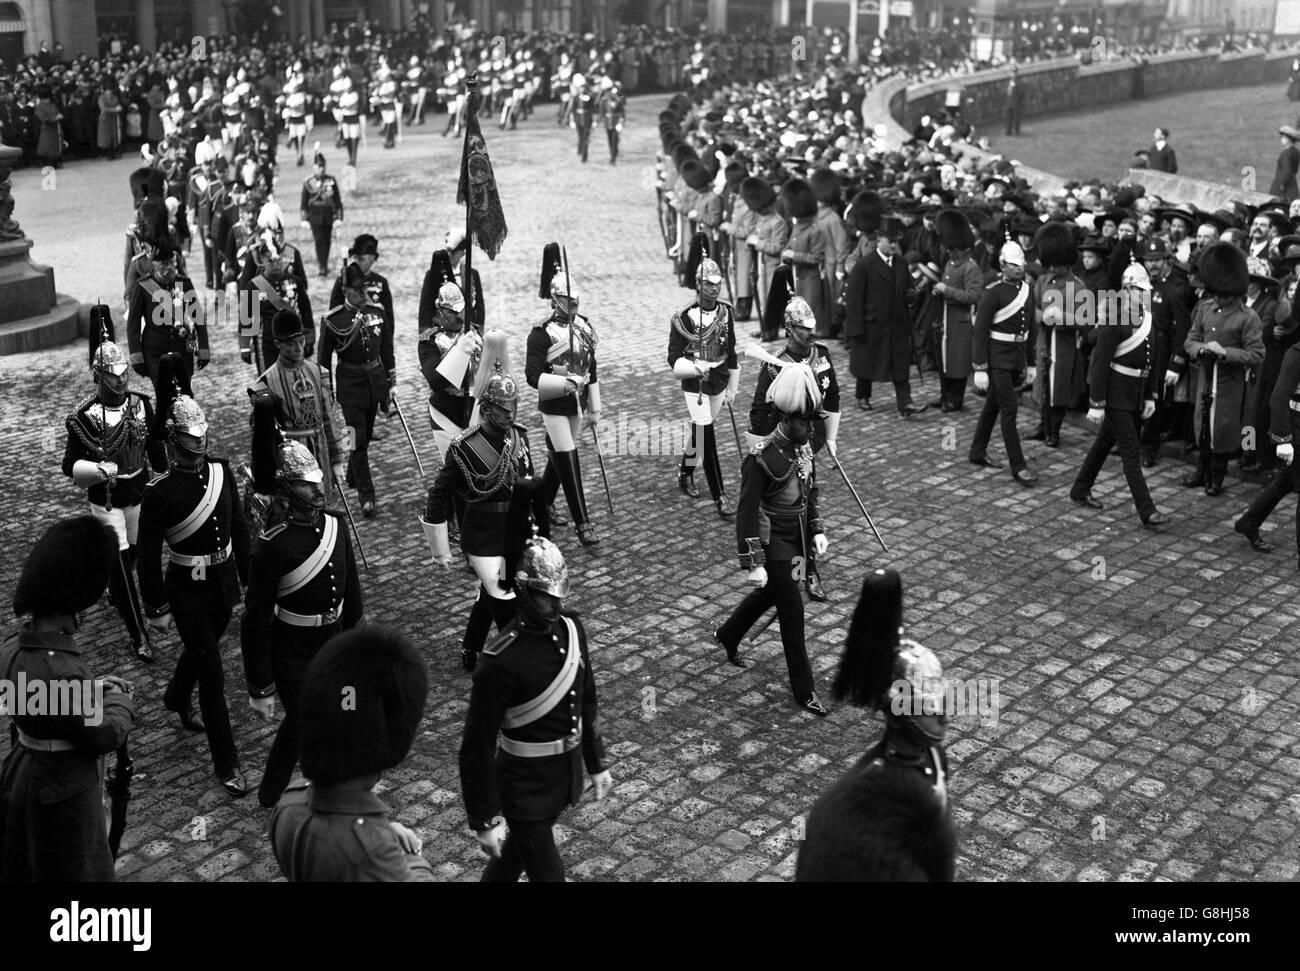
450, 424, 480, 447
748, 433, 775, 457
482, 623, 519, 656
145, 470, 170, 488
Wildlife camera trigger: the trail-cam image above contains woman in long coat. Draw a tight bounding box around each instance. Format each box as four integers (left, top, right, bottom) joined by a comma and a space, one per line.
34, 86, 62, 165
96, 79, 123, 159
0, 517, 137, 882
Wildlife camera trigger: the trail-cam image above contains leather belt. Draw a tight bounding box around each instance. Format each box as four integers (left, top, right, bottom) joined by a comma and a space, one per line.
274, 597, 344, 628
1110, 362, 1147, 378
282, 427, 319, 439
760, 503, 806, 519
469, 501, 510, 513
499, 724, 582, 758
990, 331, 1027, 343
18, 730, 77, 753
170, 541, 232, 568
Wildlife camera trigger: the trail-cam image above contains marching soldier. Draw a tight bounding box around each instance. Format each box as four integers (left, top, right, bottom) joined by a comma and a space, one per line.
404, 55, 429, 126
967, 240, 1040, 487
137, 356, 250, 797
319, 262, 395, 518
125, 243, 208, 402
418, 270, 480, 464
423, 356, 549, 671
668, 256, 739, 519
1070, 263, 1170, 528
186, 137, 225, 289
597, 77, 625, 164
527, 243, 602, 547
571, 74, 595, 163
281, 74, 310, 167
329, 234, 395, 325
221, 187, 263, 287
237, 201, 313, 372
327, 64, 350, 147
248, 309, 348, 507
337, 74, 362, 167
1138, 238, 1194, 467
458, 536, 613, 882
1235, 334, 1300, 560
241, 397, 363, 808
299, 143, 343, 278
1174, 242, 1265, 496
931, 210, 983, 412
372, 66, 400, 149
745, 297, 841, 602
714, 362, 830, 718
63, 325, 164, 661
418, 239, 484, 341
1032, 222, 1087, 448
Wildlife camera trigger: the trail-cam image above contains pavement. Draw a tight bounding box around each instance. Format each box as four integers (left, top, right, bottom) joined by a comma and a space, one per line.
1, 95, 1299, 882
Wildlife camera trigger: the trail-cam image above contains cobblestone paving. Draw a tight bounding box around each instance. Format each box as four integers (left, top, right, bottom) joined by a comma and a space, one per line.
2, 95, 1299, 882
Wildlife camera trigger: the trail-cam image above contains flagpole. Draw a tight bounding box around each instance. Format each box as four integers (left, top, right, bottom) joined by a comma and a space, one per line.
463, 72, 478, 335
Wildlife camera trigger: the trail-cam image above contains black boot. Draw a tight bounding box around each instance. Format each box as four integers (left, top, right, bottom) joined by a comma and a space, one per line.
1206, 453, 1228, 496
701, 424, 726, 506
734, 296, 753, 322
113, 549, 151, 662
678, 436, 701, 498
553, 449, 594, 541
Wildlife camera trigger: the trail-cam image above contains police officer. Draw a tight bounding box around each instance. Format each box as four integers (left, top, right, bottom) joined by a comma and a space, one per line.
299, 144, 343, 278
458, 537, 613, 882
668, 256, 739, 519
968, 240, 1040, 486
319, 262, 395, 518
241, 398, 363, 808
714, 363, 830, 718
137, 359, 250, 796
424, 363, 549, 671
746, 297, 841, 602
1070, 263, 1170, 528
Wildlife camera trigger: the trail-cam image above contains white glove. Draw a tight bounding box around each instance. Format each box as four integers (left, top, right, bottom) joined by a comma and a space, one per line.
747, 566, 767, 588
475, 818, 505, 858
1141, 400, 1156, 421
1086, 407, 1105, 424
591, 769, 613, 799
813, 533, 828, 556
1278, 443, 1295, 466
1024, 367, 1037, 387
723, 385, 736, 404
146, 611, 174, 632
585, 409, 601, 431
825, 439, 838, 460
1164, 369, 1179, 387
249, 695, 276, 720
332, 462, 347, 485
565, 373, 589, 392
973, 371, 989, 393
99, 461, 119, 481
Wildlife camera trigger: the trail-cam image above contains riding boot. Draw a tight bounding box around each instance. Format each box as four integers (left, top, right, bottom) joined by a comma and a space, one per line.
553, 449, 589, 528
701, 424, 724, 501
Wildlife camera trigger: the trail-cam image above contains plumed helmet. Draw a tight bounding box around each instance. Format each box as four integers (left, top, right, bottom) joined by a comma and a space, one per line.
1000, 240, 1027, 267
696, 256, 723, 286
516, 536, 570, 598
538, 241, 576, 301
166, 395, 208, 442
153, 351, 194, 437
436, 281, 466, 313
1033, 221, 1077, 268
1195, 241, 1249, 296
846, 190, 883, 235
480, 372, 519, 409
780, 178, 818, 220
13, 516, 118, 618
92, 339, 129, 380
194, 137, 215, 165
766, 360, 823, 419
1121, 262, 1152, 291
312, 141, 325, 168
740, 175, 776, 213
257, 201, 285, 230
298, 626, 429, 785
278, 440, 323, 484
445, 222, 468, 253
935, 208, 975, 249
783, 295, 817, 331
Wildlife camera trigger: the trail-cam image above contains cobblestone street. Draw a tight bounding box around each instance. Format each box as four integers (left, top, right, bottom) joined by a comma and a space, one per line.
2, 93, 1299, 882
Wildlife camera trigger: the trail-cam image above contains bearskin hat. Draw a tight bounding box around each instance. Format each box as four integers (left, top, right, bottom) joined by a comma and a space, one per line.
13, 516, 118, 618
271, 308, 305, 342
846, 190, 884, 235
935, 208, 974, 249
681, 159, 712, 192
130, 166, 165, 205
724, 161, 747, 190
780, 178, 818, 221
298, 626, 429, 785
671, 142, 698, 170
1034, 221, 1077, 269
809, 167, 841, 206
763, 263, 795, 336
683, 232, 712, 290
740, 176, 776, 213
1196, 241, 1249, 297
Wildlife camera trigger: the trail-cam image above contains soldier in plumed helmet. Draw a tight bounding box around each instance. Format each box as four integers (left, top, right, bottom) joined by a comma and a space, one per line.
526, 242, 602, 547
797, 569, 956, 881
240, 396, 363, 808
136, 355, 251, 797
714, 362, 831, 718
668, 254, 739, 519
418, 267, 481, 466
238, 200, 314, 371
458, 536, 613, 882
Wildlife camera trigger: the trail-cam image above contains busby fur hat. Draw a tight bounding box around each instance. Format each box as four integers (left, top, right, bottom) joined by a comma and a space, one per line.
14, 516, 118, 618
780, 178, 818, 220
271, 308, 305, 342
846, 190, 884, 235
935, 208, 974, 249
1197, 241, 1249, 297
681, 159, 712, 192
1034, 221, 1077, 269
298, 626, 429, 785
740, 175, 776, 212
724, 161, 747, 190
130, 165, 165, 204
809, 167, 841, 206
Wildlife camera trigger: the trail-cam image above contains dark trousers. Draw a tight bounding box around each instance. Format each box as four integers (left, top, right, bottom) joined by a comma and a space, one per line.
680, 422, 726, 501
166, 607, 239, 777
939, 375, 967, 409
716, 558, 813, 701
342, 401, 379, 501
482, 816, 563, 882
258, 675, 304, 807
969, 369, 1025, 472
141, 326, 194, 403
462, 587, 519, 657
1237, 450, 1300, 553
856, 378, 912, 410
1037, 403, 1066, 437
1072, 408, 1156, 519
110, 546, 144, 648
576, 123, 591, 162
605, 128, 619, 162
1139, 394, 1173, 456
308, 218, 333, 272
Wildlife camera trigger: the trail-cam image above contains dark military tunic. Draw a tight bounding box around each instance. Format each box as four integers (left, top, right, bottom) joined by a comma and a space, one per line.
973, 277, 1037, 374
749, 343, 840, 448
125, 272, 209, 383
737, 433, 823, 566
319, 301, 396, 409
667, 300, 738, 397
62, 392, 161, 509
